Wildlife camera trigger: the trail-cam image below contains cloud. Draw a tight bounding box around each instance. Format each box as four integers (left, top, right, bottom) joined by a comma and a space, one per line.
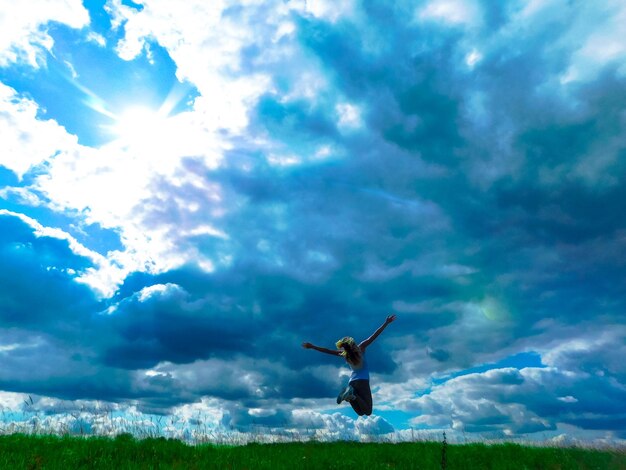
417, 0, 483, 27
102, 282, 260, 369
404, 327, 626, 437
0, 211, 100, 327
0, 211, 135, 401
0, 83, 78, 178
354, 415, 395, 435
0, 0, 89, 67
0, 0, 625, 440
427, 347, 450, 362
106, 0, 275, 132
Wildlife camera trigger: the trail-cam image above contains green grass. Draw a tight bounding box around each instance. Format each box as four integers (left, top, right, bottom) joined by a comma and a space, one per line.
0, 433, 624, 469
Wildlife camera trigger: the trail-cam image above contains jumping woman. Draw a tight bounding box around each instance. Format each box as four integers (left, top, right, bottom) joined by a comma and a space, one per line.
302, 314, 397, 416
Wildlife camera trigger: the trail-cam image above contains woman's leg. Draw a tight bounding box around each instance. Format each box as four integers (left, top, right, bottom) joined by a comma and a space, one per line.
349, 396, 364, 416
349, 380, 373, 416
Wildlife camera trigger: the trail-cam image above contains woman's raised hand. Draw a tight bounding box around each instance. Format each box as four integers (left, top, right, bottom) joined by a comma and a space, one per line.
302, 342, 313, 349
386, 314, 397, 324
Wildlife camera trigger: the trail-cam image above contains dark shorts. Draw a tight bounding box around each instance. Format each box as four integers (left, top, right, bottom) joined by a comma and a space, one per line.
349, 379, 373, 416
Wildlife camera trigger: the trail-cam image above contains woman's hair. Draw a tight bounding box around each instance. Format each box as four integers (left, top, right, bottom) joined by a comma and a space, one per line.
336, 336, 362, 367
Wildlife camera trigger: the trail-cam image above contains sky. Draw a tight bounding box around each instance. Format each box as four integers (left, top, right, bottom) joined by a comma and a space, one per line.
0, 0, 625, 443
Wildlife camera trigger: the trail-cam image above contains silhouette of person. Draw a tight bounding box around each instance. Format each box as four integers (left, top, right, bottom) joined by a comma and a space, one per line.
302, 314, 397, 416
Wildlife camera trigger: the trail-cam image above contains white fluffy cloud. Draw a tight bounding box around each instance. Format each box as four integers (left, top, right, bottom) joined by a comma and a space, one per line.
33, 108, 227, 287
354, 415, 394, 435
401, 327, 626, 438
0, 83, 77, 178
0, 88, 225, 295
0, 0, 89, 67
107, 0, 277, 132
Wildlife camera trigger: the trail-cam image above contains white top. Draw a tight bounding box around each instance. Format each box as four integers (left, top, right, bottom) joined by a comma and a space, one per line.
348, 353, 370, 382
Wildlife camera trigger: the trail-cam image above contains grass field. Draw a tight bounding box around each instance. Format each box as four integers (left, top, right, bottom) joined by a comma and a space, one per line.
0, 433, 624, 469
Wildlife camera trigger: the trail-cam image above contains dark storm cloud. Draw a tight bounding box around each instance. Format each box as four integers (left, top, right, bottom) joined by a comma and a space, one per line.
0, 212, 100, 329
95, 0, 626, 432
268, 1, 625, 437
298, 24, 463, 163
102, 282, 258, 369
103, 265, 402, 380
0, 213, 137, 401
427, 347, 450, 362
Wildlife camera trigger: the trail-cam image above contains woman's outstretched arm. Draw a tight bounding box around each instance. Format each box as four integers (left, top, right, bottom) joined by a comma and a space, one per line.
359, 314, 397, 350
302, 342, 342, 356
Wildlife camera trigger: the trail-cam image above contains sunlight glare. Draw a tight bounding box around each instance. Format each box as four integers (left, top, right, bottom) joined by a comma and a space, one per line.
113, 106, 169, 147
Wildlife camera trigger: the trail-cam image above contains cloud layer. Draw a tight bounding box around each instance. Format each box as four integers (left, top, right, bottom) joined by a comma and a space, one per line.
0, 0, 625, 441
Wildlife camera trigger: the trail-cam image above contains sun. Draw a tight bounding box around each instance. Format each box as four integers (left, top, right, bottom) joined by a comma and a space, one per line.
112, 106, 169, 147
